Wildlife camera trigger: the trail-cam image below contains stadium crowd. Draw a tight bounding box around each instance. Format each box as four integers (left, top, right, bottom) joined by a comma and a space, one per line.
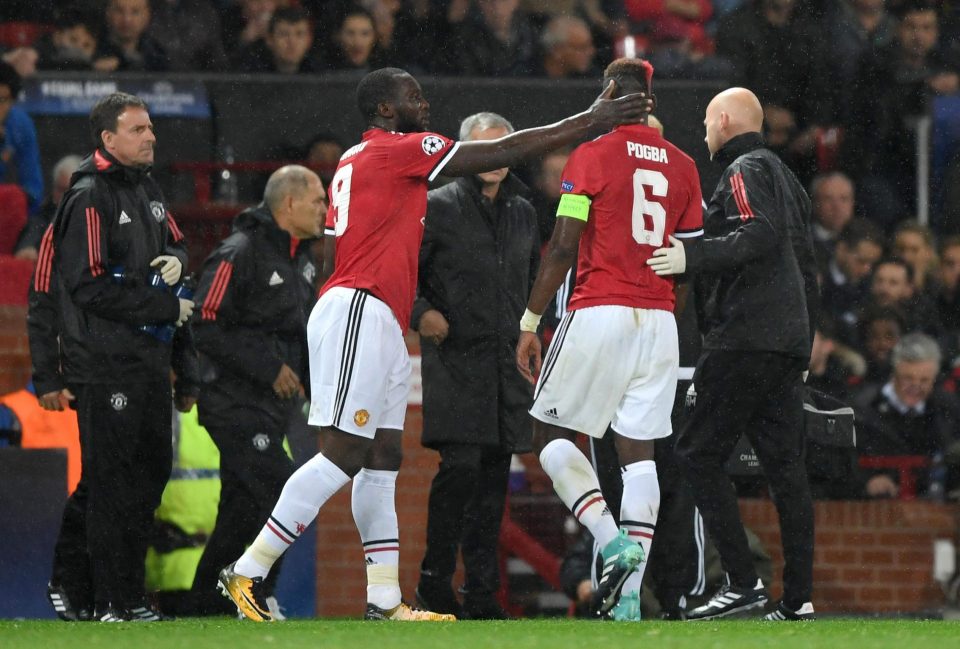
2, 0, 960, 621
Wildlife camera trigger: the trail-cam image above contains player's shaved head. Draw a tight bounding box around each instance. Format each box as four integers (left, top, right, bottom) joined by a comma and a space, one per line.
703, 87, 764, 157
264, 164, 316, 213
356, 67, 410, 121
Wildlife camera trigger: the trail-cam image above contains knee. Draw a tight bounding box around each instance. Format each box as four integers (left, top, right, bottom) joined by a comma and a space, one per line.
367, 440, 402, 471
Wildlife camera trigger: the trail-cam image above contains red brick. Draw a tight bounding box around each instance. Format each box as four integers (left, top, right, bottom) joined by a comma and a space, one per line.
822, 549, 858, 565
861, 549, 895, 564
842, 567, 875, 582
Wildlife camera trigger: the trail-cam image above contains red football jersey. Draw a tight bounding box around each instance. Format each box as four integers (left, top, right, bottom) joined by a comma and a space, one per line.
322, 128, 459, 330
559, 124, 703, 312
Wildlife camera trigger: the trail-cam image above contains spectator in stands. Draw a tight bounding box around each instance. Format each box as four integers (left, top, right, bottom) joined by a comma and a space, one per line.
937, 236, 960, 334
623, 0, 719, 78
325, 6, 384, 72
35, 10, 102, 72
301, 132, 345, 183
854, 333, 960, 498
1, 47, 38, 79
821, 219, 886, 343
448, 0, 537, 76
868, 256, 941, 339
148, 0, 229, 71
846, 1, 960, 226
14, 155, 82, 261
221, 0, 279, 59
387, 0, 456, 72
233, 6, 321, 73
0, 62, 43, 217
893, 220, 938, 294
95, 0, 171, 72
858, 305, 907, 384
810, 171, 856, 271
535, 15, 597, 79
807, 318, 863, 401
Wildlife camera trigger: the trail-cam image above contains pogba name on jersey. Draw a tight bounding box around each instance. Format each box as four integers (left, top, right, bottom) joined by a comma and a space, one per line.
626, 141, 668, 164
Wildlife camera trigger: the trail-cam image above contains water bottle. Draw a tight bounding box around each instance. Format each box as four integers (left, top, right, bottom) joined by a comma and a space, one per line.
928, 452, 947, 503
218, 145, 239, 204
155, 279, 194, 343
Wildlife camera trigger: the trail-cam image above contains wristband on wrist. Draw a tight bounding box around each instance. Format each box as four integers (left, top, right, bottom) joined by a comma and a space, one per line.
520, 308, 542, 333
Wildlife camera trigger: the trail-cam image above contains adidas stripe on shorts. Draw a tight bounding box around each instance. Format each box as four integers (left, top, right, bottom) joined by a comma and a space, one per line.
531, 304, 678, 440
306, 287, 410, 437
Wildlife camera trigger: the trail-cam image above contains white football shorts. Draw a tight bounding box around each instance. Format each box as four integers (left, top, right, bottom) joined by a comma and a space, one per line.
306, 287, 410, 438
531, 304, 678, 440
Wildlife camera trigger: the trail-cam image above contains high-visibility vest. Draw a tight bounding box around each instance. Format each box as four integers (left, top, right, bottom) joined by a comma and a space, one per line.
144, 405, 221, 593
0, 389, 81, 494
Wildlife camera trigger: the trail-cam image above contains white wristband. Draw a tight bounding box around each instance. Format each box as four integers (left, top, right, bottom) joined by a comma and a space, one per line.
520, 308, 542, 333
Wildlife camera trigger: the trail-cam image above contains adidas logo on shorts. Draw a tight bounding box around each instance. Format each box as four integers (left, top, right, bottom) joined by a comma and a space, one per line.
544, 407, 559, 419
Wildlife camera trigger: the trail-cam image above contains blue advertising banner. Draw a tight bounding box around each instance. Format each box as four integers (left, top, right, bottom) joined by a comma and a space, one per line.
20, 78, 211, 118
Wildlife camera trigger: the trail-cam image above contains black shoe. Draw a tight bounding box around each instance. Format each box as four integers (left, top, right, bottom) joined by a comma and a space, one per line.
763, 601, 815, 621
126, 601, 174, 622
686, 580, 768, 621
415, 580, 462, 617
461, 595, 509, 620
47, 583, 93, 622
660, 607, 686, 621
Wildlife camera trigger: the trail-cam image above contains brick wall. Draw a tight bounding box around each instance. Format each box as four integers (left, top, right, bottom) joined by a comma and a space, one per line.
740, 499, 959, 613
0, 305, 30, 395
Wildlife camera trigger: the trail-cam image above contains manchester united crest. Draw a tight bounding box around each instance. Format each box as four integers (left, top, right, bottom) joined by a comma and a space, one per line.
354, 409, 370, 427
150, 201, 165, 222
110, 392, 127, 411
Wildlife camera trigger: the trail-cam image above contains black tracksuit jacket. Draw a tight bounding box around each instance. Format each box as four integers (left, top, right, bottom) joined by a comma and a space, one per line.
686, 133, 820, 360
192, 204, 317, 430
49, 150, 188, 385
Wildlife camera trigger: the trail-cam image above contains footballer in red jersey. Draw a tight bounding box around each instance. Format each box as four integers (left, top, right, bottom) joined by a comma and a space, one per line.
220, 66, 655, 623
515, 58, 703, 619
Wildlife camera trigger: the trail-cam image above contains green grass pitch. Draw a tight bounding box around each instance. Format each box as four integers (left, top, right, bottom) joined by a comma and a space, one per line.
2, 618, 959, 649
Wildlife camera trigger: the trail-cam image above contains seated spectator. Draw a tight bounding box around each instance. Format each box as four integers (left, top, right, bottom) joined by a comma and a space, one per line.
858, 305, 907, 384
0, 63, 43, 216
868, 256, 941, 339
301, 132, 344, 183
448, 0, 537, 76
624, 0, 714, 77
14, 154, 81, 260
221, 0, 279, 59
854, 333, 960, 499
233, 7, 322, 74
535, 15, 597, 79
938, 236, 960, 334
810, 171, 856, 271
35, 9, 101, 71
148, 0, 229, 71
845, 1, 960, 226
388, 0, 456, 72
94, 0, 171, 72
893, 220, 938, 294
325, 5, 384, 72
822, 218, 885, 343
807, 317, 864, 401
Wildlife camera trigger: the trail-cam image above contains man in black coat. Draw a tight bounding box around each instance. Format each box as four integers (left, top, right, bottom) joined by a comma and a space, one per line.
649, 87, 819, 621
412, 112, 539, 619
189, 166, 325, 616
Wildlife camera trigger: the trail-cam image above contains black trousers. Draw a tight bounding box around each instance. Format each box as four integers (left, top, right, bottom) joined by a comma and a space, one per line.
420, 444, 512, 596
50, 478, 93, 609
590, 381, 704, 609
675, 350, 814, 607
76, 381, 173, 610
190, 417, 293, 614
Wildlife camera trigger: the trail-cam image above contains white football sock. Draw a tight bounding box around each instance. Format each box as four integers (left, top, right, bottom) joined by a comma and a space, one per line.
620, 460, 659, 594
540, 438, 618, 548
352, 468, 401, 609
235, 453, 350, 579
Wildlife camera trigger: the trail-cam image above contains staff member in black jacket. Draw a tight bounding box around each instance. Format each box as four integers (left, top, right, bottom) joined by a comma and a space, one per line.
412, 112, 539, 620
30, 218, 199, 621
648, 88, 819, 622
189, 166, 326, 616
51, 92, 195, 621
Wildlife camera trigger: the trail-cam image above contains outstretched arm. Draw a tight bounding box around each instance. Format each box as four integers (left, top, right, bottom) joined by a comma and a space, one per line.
442, 82, 652, 178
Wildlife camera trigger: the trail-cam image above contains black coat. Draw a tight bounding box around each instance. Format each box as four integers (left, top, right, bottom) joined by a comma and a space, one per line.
412, 176, 539, 453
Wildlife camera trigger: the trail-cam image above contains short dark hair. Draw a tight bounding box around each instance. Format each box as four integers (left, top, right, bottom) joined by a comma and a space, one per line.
837, 218, 886, 250
894, 219, 935, 248
55, 7, 100, 36
859, 304, 907, 339
89, 92, 148, 148
874, 256, 914, 284
603, 58, 654, 95
356, 67, 409, 121
892, 0, 939, 20
269, 6, 311, 33
940, 235, 960, 256
0, 62, 22, 98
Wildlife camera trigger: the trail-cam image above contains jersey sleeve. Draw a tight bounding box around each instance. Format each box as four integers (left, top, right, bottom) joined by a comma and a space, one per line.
674, 166, 704, 240
556, 146, 602, 222
397, 132, 459, 182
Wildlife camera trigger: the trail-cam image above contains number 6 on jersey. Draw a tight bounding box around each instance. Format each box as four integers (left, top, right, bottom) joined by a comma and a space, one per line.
632, 169, 668, 247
